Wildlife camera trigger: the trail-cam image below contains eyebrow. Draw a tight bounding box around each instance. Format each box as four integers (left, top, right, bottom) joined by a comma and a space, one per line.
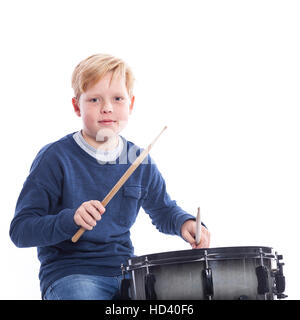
86, 92, 126, 97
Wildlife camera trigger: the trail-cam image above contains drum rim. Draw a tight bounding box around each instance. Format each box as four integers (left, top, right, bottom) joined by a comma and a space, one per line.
127, 246, 276, 271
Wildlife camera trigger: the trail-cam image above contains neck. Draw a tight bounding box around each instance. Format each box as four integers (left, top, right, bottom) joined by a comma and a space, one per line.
81, 130, 119, 151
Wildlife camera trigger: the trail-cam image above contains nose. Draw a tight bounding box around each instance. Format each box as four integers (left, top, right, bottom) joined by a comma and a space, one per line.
101, 103, 113, 114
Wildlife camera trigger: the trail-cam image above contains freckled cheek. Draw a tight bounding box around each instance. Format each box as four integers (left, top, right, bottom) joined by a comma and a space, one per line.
82, 110, 98, 126
116, 112, 130, 132
116, 109, 130, 122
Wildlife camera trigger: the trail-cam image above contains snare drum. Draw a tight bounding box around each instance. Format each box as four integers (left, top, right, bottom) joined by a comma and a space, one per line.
121, 246, 286, 300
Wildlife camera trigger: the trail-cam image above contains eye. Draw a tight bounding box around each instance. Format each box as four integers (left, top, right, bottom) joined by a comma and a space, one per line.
115, 96, 123, 102
89, 98, 99, 103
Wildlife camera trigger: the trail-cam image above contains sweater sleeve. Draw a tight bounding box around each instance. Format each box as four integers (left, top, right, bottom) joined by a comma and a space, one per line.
9, 178, 79, 248
142, 160, 196, 237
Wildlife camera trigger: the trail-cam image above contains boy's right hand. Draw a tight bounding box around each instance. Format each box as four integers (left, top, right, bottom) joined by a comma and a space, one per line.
74, 200, 105, 230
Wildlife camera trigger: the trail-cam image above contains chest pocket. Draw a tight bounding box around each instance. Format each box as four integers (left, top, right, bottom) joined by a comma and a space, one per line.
119, 185, 147, 228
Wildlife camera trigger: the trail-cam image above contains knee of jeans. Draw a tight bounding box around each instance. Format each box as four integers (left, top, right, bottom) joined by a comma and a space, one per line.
43, 274, 119, 300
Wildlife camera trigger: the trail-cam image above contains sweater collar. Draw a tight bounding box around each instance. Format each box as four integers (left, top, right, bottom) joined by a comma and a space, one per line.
73, 131, 124, 162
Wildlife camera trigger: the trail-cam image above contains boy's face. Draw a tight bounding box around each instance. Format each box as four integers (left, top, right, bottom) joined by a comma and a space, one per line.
72, 71, 134, 145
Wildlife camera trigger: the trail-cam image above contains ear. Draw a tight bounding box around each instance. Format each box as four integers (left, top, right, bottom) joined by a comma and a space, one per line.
72, 97, 81, 117
129, 96, 135, 115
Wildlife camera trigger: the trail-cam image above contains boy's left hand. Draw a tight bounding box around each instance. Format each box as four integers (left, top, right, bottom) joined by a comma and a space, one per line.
181, 219, 211, 249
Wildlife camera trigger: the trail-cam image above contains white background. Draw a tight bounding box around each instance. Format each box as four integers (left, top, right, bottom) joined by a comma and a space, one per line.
1, 0, 299, 300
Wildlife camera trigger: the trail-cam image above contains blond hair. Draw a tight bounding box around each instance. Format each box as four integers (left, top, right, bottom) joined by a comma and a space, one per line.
71, 53, 135, 99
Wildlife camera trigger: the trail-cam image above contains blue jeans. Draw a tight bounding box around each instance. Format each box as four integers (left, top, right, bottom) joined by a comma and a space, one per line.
43, 274, 128, 300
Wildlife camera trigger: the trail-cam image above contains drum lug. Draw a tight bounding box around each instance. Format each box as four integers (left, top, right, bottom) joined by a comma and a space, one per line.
255, 265, 270, 295
144, 257, 157, 300
202, 268, 214, 299
119, 264, 131, 300
255, 248, 270, 296
273, 252, 287, 299
202, 250, 214, 300
121, 263, 126, 276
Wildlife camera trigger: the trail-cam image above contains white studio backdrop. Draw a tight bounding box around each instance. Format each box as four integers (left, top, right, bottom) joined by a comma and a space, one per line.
0, 0, 299, 300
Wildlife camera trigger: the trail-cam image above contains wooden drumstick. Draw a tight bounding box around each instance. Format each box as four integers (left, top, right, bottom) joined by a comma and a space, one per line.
195, 207, 201, 245
71, 126, 168, 243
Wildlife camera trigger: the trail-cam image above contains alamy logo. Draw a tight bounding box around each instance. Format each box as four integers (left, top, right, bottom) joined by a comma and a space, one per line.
94, 128, 155, 165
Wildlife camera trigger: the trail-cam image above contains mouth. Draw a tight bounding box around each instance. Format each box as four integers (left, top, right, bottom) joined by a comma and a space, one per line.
98, 120, 116, 125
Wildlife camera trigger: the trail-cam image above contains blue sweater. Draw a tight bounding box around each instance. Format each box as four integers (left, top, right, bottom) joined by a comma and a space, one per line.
9, 133, 196, 297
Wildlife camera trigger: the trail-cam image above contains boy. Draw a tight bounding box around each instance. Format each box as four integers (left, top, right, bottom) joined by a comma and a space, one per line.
9, 54, 210, 300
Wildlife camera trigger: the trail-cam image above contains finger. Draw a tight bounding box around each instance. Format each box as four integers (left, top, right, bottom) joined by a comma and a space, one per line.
195, 229, 211, 248
195, 239, 208, 249
182, 229, 197, 247
75, 214, 94, 231
85, 202, 102, 221
90, 200, 105, 216
194, 239, 207, 249
79, 207, 98, 227
203, 228, 211, 247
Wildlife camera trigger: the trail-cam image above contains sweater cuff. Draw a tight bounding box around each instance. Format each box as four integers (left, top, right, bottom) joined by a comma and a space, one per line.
176, 215, 208, 241
59, 208, 79, 237
175, 214, 196, 237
